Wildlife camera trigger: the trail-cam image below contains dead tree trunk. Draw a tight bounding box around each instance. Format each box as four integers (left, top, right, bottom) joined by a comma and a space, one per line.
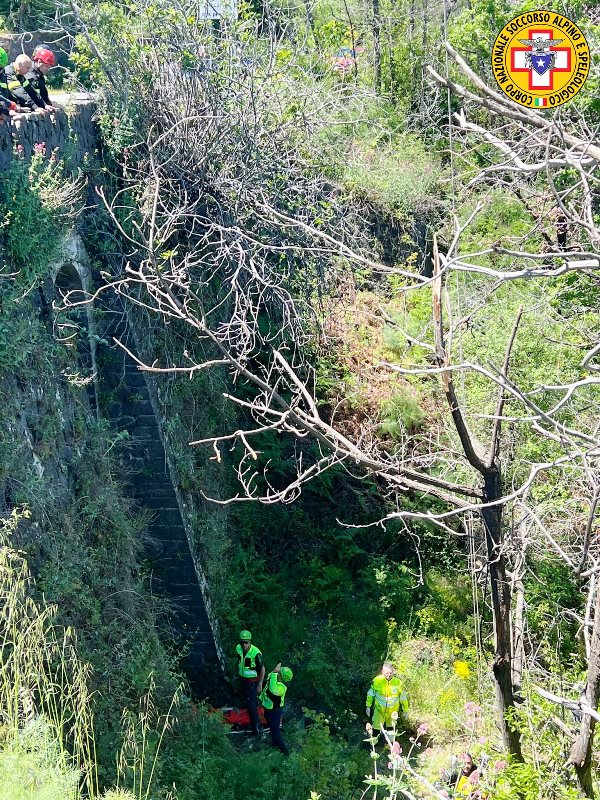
371, 0, 382, 93
569, 586, 600, 797
482, 470, 523, 758
432, 246, 523, 760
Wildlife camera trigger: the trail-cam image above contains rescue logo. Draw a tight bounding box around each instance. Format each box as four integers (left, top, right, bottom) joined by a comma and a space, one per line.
492, 11, 589, 108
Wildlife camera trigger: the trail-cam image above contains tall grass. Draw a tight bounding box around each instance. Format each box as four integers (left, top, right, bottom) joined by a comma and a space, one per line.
0, 508, 99, 799
0, 508, 174, 800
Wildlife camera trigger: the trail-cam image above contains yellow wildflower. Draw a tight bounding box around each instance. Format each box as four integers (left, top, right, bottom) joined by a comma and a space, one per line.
453, 660, 471, 679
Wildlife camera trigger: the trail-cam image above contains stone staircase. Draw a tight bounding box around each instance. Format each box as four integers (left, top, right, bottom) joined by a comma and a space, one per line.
97, 307, 225, 701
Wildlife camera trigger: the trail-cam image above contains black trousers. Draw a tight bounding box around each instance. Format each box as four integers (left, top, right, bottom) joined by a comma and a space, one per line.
264, 707, 289, 755
242, 679, 260, 733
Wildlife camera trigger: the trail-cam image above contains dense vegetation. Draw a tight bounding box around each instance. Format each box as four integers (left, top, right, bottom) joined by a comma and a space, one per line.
1, 0, 599, 798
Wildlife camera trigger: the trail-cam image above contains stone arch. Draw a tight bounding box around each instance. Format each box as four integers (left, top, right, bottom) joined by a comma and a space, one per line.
51, 232, 99, 413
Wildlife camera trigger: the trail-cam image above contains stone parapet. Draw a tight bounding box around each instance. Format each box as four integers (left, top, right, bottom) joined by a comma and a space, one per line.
0, 97, 98, 171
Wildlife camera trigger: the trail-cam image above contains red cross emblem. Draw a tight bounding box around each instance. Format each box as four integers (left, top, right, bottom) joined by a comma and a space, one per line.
510, 29, 571, 91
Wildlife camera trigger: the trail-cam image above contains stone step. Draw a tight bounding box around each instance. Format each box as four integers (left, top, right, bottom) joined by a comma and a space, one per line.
138, 496, 179, 511
146, 540, 189, 559
186, 634, 215, 650
181, 611, 213, 630
134, 479, 175, 498
130, 426, 157, 441
134, 414, 161, 427
121, 401, 155, 417
152, 508, 183, 527
151, 555, 194, 573
122, 372, 148, 388
126, 442, 166, 463
145, 520, 186, 535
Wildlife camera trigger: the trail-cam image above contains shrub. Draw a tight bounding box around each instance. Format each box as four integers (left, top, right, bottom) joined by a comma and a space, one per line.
342, 135, 441, 216
0, 509, 97, 797
379, 387, 425, 438
0, 719, 79, 800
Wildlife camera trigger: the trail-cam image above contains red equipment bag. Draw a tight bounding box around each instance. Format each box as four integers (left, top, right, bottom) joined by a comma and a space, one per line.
223, 705, 268, 728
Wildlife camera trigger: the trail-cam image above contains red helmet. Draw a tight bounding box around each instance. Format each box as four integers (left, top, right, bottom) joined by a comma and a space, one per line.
33, 47, 56, 67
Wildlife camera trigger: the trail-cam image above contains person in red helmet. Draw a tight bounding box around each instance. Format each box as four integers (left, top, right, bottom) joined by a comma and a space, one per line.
26, 46, 56, 111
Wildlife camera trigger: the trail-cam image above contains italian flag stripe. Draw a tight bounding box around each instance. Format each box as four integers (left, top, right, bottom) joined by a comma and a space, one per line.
534, 97, 547, 107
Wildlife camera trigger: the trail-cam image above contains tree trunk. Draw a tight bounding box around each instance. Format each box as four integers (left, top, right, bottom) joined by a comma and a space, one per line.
432, 255, 522, 761
371, 0, 382, 93
511, 573, 525, 694
569, 586, 600, 797
482, 470, 524, 760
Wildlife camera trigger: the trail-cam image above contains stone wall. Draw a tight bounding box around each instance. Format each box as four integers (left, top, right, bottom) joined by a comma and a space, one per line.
0, 98, 98, 171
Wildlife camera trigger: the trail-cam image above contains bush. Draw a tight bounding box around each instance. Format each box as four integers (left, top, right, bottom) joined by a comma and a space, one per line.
0, 153, 81, 287
379, 387, 425, 438
342, 135, 441, 216
0, 719, 79, 800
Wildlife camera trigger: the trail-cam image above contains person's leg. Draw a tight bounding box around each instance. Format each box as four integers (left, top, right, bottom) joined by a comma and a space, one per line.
372, 706, 384, 730
245, 681, 260, 734
266, 708, 289, 755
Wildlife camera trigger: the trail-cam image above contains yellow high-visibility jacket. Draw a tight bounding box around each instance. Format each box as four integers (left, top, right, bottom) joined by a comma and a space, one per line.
366, 674, 408, 718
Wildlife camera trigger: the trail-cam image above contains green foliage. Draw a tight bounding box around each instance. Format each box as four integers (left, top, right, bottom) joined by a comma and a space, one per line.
0, 719, 79, 800
0, 154, 79, 287
391, 636, 480, 741
342, 135, 441, 216
379, 387, 425, 438
0, 509, 97, 797
158, 705, 365, 800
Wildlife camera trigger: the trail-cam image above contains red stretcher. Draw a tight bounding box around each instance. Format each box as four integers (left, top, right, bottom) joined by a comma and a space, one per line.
219, 705, 268, 732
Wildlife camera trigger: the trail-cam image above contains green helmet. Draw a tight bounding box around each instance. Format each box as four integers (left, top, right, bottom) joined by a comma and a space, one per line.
0, 48, 8, 68
280, 666, 293, 683
239, 630, 252, 641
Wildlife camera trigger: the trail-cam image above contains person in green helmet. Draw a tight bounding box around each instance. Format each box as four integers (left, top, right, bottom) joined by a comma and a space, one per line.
0, 47, 18, 118
259, 663, 293, 755
235, 630, 264, 735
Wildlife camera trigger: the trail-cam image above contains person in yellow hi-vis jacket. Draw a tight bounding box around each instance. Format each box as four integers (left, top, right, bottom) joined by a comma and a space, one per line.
366, 662, 408, 730
259, 663, 293, 755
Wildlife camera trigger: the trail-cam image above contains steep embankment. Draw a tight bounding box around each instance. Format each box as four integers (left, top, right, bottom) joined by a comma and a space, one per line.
0, 107, 225, 780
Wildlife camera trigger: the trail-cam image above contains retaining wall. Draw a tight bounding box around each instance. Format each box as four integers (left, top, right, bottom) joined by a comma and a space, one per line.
0, 98, 97, 170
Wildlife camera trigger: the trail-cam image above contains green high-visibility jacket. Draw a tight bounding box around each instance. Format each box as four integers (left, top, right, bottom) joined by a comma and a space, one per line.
235, 643, 262, 679
366, 675, 408, 715
259, 671, 287, 710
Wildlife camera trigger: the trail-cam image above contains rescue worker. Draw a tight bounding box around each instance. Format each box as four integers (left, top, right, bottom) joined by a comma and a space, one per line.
0, 48, 18, 118
365, 661, 408, 732
436, 752, 481, 798
26, 46, 56, 111
5, 55, 44, 113
235, 630, 264, 735
259, 663, 293, 756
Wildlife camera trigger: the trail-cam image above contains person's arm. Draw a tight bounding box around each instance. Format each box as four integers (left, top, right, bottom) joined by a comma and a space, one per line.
38, 75, 51, 106
256, 653, 265, 691
399, 689, 409, 714
0, 77, 12, 103
23, 73, 46, 109
366, 682, 375, 717
6, 75, 37, 110
0, 96, 17, 115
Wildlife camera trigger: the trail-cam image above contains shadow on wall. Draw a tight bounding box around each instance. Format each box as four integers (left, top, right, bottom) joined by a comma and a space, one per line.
0, 99, 98, 171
